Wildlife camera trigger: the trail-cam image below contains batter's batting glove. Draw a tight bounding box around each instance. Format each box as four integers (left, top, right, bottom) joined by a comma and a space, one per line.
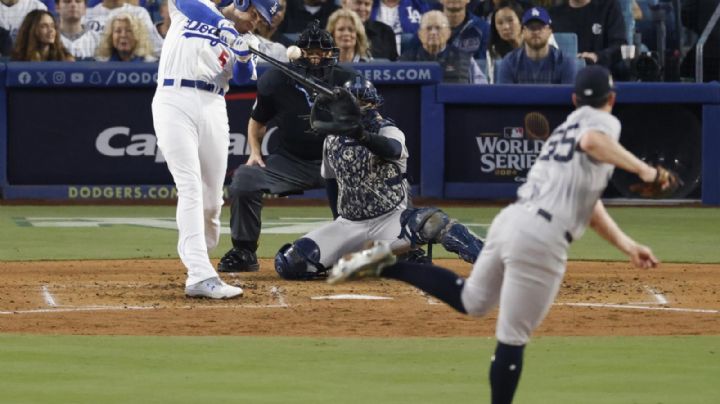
216, 19, 240, 47
230, 33, 260, 61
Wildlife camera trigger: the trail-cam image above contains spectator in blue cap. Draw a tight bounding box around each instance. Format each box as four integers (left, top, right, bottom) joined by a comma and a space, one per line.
497, 6, 576, 84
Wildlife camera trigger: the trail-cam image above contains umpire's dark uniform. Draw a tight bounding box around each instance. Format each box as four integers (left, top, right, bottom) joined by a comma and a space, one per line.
221, 65, 356, 271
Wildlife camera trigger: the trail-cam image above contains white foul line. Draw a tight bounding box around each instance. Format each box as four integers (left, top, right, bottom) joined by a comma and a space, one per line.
557, 302, 718, 314
41, 285, 58, 307
0, 285, 290, 315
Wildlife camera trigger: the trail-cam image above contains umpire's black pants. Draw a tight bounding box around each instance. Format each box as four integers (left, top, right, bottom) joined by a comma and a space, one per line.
228, 150, 325, 249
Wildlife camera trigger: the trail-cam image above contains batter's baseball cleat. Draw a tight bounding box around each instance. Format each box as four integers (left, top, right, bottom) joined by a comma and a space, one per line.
185, 277, 243, 299
327, 241, 397, 284
217, 248, 260, 272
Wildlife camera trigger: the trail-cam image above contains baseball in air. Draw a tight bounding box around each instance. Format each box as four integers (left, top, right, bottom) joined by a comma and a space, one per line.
287, 45, 302, 61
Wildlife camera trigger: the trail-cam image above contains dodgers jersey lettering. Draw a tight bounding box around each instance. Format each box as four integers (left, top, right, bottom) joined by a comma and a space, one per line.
157, 0, 238, 91
517, 106, 621, 240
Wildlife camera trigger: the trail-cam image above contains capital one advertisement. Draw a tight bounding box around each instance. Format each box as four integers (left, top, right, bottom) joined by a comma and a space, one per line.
444, 105, 572, 183
6, 86, 420, 186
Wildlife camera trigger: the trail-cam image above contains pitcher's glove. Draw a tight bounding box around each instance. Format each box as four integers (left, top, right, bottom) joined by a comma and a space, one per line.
310, 87, 363, 138
629, 165, 683, 198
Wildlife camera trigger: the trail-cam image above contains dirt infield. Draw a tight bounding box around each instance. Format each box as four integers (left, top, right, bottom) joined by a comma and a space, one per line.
0, 260, 718, 337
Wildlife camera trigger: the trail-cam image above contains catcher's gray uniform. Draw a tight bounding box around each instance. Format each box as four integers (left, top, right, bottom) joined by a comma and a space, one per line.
461, 105, 621, 345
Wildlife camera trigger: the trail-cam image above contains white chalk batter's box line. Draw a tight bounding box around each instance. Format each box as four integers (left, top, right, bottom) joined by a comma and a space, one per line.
0, 285, 289, 315
2, 283, 717, 315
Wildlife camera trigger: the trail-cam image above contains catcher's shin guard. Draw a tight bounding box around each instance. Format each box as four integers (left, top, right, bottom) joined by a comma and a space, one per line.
398, 207, 450, 247
398, 207, 483, 263
439, 223, 484, 264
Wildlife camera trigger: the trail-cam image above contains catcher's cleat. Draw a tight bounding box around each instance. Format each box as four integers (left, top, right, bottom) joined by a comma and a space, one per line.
327, 241, 397, 285
218, 248, 260, 272
185, 277, 243, 299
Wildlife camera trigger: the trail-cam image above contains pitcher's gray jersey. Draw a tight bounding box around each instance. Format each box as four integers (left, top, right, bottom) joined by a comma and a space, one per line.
517, 106, 621, 240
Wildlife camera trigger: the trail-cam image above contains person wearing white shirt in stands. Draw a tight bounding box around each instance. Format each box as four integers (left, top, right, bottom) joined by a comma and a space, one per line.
0, 0, 48, 42
85, 0, 163, 57
57, 0, 101, 59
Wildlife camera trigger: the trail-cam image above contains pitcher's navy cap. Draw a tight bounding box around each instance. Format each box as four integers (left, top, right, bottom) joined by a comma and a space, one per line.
522, 7, 551, 26
575, 65, 614, 101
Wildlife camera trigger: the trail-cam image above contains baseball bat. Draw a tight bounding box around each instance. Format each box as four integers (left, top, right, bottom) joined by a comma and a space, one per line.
248, 46, 335, 97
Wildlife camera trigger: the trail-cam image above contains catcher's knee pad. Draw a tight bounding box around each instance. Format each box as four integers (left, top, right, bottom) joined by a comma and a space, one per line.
274, 238, 327, 280
440, 223, 484, 264
398, 207, 451, 246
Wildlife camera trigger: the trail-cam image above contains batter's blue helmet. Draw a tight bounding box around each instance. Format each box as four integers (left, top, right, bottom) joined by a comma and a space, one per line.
343, 75, 383, 107
234, 0, 279, 25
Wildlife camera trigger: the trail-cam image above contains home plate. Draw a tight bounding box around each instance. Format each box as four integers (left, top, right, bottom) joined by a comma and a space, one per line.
311, 294, 393, 300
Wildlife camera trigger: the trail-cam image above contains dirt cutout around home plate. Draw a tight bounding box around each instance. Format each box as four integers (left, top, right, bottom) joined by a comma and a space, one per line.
0, 260, 718, 336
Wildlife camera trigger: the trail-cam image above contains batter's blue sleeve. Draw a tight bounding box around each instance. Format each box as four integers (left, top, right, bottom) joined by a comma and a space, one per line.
176, 0, 224, 27
232, 60, 256, 85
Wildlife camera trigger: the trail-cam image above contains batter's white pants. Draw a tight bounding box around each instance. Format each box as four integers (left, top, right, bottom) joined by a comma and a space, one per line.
152, 87, 229, 287
461, 203, 570, 346
306, 208, 411, 269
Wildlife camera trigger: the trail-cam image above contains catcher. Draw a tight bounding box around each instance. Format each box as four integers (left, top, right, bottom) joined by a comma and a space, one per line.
273, 76, 484, 280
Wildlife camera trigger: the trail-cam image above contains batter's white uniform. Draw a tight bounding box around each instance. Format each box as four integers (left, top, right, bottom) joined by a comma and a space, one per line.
85, 3, 164, 57
0, 0, 47, 41
461, 106, 621, 345
305, 124, 411, 269
152, 0, 251, 287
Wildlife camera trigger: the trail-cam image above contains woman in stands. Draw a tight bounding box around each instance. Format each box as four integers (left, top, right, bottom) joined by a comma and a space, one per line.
95, 13, 156, 62
487, 0, 523, 78
11, 10, 74, 61
327, 9, 372, 63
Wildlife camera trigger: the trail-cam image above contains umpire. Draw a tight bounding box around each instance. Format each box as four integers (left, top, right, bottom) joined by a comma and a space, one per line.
218, 21, 357, 272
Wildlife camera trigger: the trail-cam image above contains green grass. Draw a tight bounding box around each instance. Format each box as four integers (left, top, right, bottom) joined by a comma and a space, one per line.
1, 205, 719, 262
1, 206, 719, 403
0, 335, 717, 404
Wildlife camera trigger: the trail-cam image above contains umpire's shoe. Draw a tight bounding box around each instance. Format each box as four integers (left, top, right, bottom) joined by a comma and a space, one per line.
327, 241, 397, 285
218, 248, 260, 272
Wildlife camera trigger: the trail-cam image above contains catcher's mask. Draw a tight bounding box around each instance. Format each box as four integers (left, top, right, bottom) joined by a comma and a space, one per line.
343, 75, 383, 110
343, 76, 383, 128
294, 20, 339, 76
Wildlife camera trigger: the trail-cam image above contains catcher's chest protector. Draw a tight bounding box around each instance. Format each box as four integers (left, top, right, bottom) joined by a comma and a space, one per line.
324, 134, 406, 221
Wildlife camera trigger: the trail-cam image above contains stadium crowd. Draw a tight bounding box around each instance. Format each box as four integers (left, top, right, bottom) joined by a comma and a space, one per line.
0, 0, 716, 82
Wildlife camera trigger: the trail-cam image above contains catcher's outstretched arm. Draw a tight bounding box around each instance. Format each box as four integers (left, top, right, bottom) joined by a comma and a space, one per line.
579, 130, 657, 181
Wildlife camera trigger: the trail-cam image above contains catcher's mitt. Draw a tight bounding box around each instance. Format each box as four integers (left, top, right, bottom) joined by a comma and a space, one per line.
310, 87, 362, 138
629, 165, 683, 198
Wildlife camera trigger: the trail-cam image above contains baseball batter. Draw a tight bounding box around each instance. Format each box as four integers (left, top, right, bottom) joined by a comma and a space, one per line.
328, 66, 675, 403
274, 76, 484, 280
152, 0, 277, 299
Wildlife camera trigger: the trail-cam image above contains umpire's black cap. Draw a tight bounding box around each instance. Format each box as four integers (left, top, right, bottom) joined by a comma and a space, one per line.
574, 65, 614, 103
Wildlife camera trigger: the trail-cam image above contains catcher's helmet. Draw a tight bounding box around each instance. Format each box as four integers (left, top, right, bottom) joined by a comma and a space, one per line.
234, 0, 279, 25
294, 20, 339, 70
343, 75, 383, 108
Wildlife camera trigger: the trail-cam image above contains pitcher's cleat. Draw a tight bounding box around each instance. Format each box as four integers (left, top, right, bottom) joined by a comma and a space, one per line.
327, 241, 397, 284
